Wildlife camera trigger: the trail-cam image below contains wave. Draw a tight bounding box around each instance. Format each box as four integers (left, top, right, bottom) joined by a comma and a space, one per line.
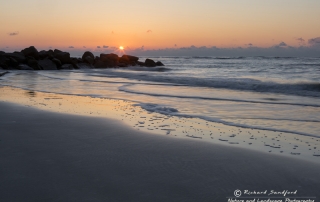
135, 103, 320, 138
118, 66, 172, 72
119, 84, 320, 107
38, 70, 320, 97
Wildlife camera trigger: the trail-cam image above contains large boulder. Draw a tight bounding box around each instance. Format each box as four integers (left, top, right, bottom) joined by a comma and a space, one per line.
94, 60, 111, 68
82, 51, 94, 64
54, 52, 71, 64
60, 64, 74, 70
0, 51, 5, 55
119, 56, 130, 64
145, 58, 156, 67
156, 61, 164, 66
39, 50, 54, 59
53, 49, 63, 55
4, 52, 26, 63
83, 56, 94, 65
21, 46, 39, 59
18, 64, 33, 70
9, 57, 19, 68
118, 63, 127, 67
70, 58, 79, 69
38, 59, 58, 70
52, 58, 62, 68
122, 55, 139, 62
100, 53, 119, 63
0, 55, 9, 69
137, 61, 145, 66
27, 59, 41, 70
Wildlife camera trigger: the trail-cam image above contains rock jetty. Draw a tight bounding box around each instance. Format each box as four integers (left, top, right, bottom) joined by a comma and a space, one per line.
0, 46, 164, 70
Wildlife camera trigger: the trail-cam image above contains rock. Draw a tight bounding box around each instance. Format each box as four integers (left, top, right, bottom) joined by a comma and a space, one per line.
38, 59, 58, 70
94, 60, 111, 68
122, 55, 139, 62
77, 63, 92, 69
118, 63, 127, 67
100, 53, 119, 63
155, 61, 165, 66
0, 50, 160, 70
54, 52, 71, 64
53, 49, 63, 56
70, 58, 79, 69
18, 64, 33, 70
52, 58, 62, 68
119, 56, 130, 64
137, 61, 145, 66
83, 56, 94, 65
0, 71, 9, 77
60, 64, 74, 70
9, 57, 19, 67
39, 50, 53, 59
27, 59, 41, 70
21, 46, 39, 59
145, 59, 156, 67
0, 55, 9, 69
82, 51, 94, 63
4, 52, 26, 63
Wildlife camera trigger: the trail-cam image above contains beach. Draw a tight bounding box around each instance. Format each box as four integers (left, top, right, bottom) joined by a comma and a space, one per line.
1, 0, 320, 201
1, 101, 320, 201
1, 55, 320, 201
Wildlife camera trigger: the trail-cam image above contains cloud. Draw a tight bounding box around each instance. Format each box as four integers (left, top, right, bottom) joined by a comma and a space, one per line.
103, 45, 109, 48
296, 38, 305, 42
278, 42, 287, 47
8, 31, 19, 36
133, 46, 145, 51
68, 46, 74, 48
146, 30, 152, 33
308, 37, 320, 46
97, 46, 101, 48
174, 44, 177, 47
120, 45, 320, 57
83, 46, 86, 48
246, 43, 253, 46
111, 31, 114, 34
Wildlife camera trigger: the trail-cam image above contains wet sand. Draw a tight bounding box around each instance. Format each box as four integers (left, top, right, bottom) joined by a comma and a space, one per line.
1, 101, 320, 201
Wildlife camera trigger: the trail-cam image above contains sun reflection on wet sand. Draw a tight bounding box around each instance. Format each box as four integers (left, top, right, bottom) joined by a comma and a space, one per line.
1, 86, 319, 164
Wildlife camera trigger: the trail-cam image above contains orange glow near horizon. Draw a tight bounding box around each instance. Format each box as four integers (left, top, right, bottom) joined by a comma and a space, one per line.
1, 1, 320, 50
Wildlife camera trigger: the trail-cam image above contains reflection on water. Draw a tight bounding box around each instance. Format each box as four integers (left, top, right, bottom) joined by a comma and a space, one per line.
0, 86, 320, 164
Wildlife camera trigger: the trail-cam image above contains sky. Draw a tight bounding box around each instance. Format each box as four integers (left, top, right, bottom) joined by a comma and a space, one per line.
1, 0, 320, 56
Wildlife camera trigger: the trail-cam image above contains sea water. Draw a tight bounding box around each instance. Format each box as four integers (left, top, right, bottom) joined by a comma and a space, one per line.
2, 56, 319, 138
2, 56, 320, 162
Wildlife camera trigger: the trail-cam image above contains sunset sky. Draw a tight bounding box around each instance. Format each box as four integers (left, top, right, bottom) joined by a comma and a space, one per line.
1, 0, 320, 55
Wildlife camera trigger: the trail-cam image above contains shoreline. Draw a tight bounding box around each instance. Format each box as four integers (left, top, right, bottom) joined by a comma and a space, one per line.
1, 101, 320, 201
1, 85, 320, 164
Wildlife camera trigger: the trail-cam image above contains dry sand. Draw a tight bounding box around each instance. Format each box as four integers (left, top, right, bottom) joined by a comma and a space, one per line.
1, 101, 320, 201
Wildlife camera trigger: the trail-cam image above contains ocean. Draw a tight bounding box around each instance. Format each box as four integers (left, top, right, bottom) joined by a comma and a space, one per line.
1, 56, 320, 160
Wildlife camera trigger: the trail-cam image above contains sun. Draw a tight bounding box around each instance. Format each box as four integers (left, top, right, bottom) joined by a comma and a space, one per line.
119, 46, 124, 50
